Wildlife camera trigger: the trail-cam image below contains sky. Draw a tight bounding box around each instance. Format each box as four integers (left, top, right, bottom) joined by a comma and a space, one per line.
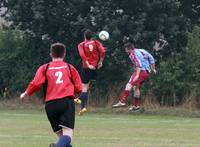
0, 7, 7, 26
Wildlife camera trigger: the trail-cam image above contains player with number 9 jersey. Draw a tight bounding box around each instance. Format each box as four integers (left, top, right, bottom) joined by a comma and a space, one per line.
78, 37, 105, 69
77, 29, 106, 115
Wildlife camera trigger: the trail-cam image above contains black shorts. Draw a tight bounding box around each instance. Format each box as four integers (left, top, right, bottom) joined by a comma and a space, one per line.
81, 68, 97, 84
45, 97, 75, 132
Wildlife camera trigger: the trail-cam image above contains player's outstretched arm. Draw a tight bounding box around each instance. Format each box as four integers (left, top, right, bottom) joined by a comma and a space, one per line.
20, 65, 46, 100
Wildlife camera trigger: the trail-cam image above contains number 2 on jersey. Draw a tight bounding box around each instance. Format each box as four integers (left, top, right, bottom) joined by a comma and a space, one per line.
55, 71, 63, 84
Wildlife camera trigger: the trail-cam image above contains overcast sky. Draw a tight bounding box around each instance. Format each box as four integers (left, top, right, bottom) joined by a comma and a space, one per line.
0, 7, 7, 25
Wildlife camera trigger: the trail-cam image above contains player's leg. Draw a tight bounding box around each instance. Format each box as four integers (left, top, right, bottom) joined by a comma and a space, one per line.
84, 69, 97, 107
112, 73, 135, 108
81, 83, 90, 109
112, 83, 133, 107
134, 85, 141, 107
45, 100, 63, 147
57, 98, 75, 147
78, 68, 90, 115
129, 85, 141, 110
78, 83, 89, 115
129, 70, 149, 111
79, 69, 97, 115
57, 127, 73, 147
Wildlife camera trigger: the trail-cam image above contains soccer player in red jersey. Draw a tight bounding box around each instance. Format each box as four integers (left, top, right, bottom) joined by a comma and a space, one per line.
76, 29, 105, 115
20, 43, 82, 147
112, 42, 156, 111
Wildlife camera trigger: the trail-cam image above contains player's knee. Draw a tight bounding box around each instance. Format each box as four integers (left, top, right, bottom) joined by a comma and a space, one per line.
134, 85, 140, 91
82, 84, 89, 92
125, 83, 132, 91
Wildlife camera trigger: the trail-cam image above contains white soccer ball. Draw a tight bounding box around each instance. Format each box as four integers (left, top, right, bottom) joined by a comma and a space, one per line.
98, 30, 109, 41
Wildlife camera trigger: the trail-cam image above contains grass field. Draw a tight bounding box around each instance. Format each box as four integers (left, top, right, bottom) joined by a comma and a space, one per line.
0, 109, 200, 147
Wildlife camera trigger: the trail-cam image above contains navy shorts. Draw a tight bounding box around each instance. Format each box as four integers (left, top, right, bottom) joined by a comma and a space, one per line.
45, 97, 75, 132
81, 68, 97, 84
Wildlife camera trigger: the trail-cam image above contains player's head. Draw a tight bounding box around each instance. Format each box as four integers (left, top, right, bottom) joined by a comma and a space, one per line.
84, 29, 93, 40
50, 43, 66, 59
124, 42, 134, 54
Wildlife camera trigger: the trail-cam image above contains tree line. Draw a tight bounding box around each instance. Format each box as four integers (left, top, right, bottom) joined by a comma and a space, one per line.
0, 0, 200, 106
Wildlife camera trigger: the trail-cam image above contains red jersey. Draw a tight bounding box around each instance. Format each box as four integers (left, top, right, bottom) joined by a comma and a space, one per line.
78, 39, 105, 68
26, 61, 82, 102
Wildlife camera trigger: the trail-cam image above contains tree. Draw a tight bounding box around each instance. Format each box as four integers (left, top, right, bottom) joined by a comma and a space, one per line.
0, 30, 31, 94
185, 26, 200, 99
180, 0, 200, 26
0, 0, 198, 105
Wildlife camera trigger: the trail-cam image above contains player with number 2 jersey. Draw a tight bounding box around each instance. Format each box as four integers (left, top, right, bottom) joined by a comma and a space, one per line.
20, 43, 82, 147
25, 60, 81, 102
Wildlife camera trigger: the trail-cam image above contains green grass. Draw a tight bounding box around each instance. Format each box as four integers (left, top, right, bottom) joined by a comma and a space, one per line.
0, 109, 200, 147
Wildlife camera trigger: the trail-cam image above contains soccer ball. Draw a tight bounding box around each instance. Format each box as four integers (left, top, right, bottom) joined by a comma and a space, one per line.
98, 30, 109, 41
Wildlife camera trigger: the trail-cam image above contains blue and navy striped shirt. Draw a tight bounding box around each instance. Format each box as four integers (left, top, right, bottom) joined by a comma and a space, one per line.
129, 48, 155, 72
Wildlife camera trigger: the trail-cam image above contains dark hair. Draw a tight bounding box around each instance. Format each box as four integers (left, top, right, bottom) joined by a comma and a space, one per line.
50, 43, 66, 58
84, 29, 93, 40
124, 42, 134, 50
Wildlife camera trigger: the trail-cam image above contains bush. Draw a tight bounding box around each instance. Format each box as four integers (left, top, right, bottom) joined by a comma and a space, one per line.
0, 29, 50, 96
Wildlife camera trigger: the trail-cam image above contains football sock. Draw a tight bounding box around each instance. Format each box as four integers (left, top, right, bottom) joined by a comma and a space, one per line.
80, 92, 88, 109
57, 135, 71, 147
119, 90, 130, 103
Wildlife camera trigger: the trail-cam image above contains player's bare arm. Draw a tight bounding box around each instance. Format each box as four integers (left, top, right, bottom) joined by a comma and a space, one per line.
85, 61, 96, 70
150, 64, 157, 74
97, 58, 104, 69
